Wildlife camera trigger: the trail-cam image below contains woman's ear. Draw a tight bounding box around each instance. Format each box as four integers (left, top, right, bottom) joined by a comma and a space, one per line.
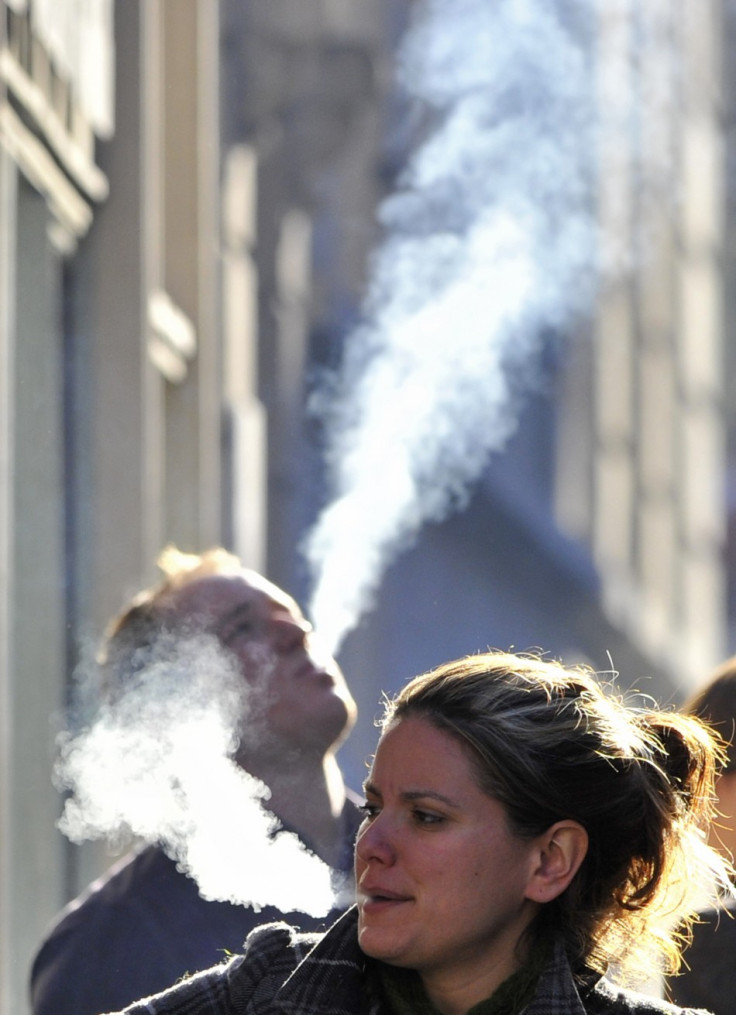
524, 821, 588, 904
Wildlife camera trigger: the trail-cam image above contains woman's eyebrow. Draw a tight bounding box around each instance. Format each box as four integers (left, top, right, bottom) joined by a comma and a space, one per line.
402, 789, 461, 809
362, 780, 460, 809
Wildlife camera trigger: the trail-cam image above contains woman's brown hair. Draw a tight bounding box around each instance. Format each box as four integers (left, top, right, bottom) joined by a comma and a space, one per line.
381, 650, 733, 985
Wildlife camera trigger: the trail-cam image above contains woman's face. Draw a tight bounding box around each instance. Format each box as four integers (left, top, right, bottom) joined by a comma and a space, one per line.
355, 715, 542, 999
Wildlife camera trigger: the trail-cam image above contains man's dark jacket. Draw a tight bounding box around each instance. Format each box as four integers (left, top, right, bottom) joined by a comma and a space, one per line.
30, 798, 361, 1015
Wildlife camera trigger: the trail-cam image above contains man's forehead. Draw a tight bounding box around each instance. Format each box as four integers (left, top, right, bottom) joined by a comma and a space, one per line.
238, 569, 293, 604
170, 570, 301, 619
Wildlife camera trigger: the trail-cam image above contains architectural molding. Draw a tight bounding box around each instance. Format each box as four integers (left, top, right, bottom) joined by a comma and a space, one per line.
0, 46, 108, 201
147, 288, 198, 384
0, 99, 91, 245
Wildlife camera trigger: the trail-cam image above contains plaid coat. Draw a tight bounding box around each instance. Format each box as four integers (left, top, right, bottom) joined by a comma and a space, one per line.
109, 907, 712, 1015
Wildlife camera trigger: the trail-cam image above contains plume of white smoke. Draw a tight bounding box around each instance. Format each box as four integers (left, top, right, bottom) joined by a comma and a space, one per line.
305, 0, 601, 654
56, 633, 336, 916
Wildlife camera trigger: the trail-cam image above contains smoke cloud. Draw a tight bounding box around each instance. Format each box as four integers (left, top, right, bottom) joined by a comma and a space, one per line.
56, 633, 337, 916
304, 0, 675, 654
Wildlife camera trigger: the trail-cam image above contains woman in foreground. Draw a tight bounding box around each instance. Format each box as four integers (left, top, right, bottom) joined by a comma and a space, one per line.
108, 651, 733, 1015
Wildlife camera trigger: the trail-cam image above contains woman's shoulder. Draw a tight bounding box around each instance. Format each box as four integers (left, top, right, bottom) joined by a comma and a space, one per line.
587, 977, 712, 1015
112, 922, 324, 1015
235, 920, 323, 985
243, 920, 323, 957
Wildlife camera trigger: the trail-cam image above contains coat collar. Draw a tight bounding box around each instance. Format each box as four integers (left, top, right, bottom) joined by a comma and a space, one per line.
265, 910, 592, 1015
268, 908, 370, 1015
522, 939, 589, 1014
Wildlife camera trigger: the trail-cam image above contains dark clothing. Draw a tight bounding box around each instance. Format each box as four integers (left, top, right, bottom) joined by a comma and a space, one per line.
109, 907, 711, 1015
665, 902, 736, 1015
30, 798, 362, 1015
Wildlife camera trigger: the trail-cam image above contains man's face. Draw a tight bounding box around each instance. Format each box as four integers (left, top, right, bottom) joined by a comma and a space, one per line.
168, 571, 357, 757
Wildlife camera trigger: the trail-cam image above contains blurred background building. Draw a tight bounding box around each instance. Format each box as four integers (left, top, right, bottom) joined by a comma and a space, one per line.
0, 1, 731, 1012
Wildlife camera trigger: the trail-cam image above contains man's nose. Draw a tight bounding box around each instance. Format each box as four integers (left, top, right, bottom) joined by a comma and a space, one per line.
271, 614, 311, 652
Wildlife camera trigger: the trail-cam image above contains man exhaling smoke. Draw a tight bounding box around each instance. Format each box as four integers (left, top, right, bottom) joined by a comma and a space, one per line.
29, 546, 361, 1015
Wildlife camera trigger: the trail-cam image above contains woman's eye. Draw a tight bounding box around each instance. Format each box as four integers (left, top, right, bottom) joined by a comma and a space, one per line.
413, 809, 444, 826
359, 802, 380, 820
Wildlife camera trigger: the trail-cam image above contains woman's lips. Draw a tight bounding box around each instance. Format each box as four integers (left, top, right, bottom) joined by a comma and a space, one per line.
359, 886, 412, 911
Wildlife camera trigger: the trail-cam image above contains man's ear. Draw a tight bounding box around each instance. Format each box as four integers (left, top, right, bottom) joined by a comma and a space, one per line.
524, 821, 588, 904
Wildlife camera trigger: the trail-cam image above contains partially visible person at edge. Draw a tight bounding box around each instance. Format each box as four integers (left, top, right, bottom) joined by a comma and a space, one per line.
103, 650, 733, 1015
665, 654, 736, 1015
30, 546, 360, 1015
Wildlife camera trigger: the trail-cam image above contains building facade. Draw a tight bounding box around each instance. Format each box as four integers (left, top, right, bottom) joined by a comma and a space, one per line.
0, 2, 227, 1010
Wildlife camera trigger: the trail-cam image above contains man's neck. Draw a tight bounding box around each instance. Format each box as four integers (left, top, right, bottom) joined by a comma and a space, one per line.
242, 750, 348, 868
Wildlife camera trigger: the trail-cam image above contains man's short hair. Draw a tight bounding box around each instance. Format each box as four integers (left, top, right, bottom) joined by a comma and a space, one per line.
98, 545, 243, 693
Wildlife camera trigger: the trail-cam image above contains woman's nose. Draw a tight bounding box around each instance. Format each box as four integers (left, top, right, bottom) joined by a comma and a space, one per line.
355, 814, 396, 867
